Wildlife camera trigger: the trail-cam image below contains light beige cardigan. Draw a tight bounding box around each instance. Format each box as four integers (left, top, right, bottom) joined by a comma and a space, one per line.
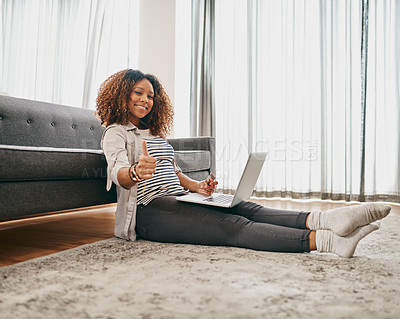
101, 122, 143, 241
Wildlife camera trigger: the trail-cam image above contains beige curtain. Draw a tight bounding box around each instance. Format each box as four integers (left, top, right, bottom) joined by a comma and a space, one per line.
213, 0, 399, 203
0, 0, 138, 109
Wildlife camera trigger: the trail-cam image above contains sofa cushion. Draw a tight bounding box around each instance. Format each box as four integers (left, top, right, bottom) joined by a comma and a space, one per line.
1, 146, 211, 182
0, 145, 106, 181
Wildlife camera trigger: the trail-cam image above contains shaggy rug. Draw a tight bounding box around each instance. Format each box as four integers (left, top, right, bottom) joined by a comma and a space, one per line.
0, 215, 399, 319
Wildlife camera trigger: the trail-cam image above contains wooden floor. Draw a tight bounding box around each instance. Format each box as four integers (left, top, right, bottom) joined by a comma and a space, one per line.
1, 199, 399, 267
0, 204, 116, 267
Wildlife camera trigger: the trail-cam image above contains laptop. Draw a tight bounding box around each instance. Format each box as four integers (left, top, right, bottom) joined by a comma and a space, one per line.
176, 152, 267, 208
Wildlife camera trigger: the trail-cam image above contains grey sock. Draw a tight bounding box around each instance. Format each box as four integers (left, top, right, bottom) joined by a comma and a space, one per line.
316, 223, 380, 258
308, 203, 390, 236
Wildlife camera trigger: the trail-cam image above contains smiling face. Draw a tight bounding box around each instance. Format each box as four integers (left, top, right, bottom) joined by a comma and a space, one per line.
127, 78, 154, 126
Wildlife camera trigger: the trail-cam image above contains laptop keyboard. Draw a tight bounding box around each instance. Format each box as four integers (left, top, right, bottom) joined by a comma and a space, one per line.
204, 194, 233, 204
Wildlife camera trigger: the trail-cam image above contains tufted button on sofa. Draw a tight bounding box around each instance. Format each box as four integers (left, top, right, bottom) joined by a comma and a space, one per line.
0, 95, 215, 220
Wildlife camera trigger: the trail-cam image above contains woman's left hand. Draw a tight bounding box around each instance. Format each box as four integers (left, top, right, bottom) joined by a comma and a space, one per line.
197, 174, 218, 196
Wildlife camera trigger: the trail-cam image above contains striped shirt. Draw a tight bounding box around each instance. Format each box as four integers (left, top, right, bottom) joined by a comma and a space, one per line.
137, 132, 187, 205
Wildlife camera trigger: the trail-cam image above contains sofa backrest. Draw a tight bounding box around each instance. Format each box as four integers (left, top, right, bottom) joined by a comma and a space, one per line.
0, 95, 104, 150
0, 94, 215, 180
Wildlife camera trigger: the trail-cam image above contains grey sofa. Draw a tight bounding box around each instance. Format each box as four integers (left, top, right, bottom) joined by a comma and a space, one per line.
0, 95, 215, 220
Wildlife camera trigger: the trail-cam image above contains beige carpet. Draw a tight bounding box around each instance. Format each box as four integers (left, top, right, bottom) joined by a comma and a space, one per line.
0, 215, 399, 319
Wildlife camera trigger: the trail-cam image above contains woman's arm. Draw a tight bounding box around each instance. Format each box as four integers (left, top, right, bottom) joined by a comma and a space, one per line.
102, 128, 156, 190
177, 171, 218, 195
118, 140, 156, 189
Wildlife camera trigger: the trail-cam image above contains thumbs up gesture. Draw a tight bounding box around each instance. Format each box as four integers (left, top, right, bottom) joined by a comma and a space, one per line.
135, 140, 157, 180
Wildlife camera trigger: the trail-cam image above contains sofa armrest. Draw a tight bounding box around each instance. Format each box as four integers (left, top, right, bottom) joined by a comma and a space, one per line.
168, 137, 216, 180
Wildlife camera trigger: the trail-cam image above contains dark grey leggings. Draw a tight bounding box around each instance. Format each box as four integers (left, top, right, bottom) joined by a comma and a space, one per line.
136, 196, 311, 253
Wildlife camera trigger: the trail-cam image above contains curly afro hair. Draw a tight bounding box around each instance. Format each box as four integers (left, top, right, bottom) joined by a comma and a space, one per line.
95, 69, 174, 138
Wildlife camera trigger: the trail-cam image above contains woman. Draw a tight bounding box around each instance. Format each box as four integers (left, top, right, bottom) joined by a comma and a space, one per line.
96, 69, 391, 258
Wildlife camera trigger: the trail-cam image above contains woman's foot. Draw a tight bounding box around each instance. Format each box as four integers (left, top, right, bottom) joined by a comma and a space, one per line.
316, 223, 380, 258
308, 203, 390, 236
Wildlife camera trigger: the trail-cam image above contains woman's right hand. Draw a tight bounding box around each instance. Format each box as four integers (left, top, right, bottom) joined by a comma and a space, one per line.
135, 140, 156, 180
